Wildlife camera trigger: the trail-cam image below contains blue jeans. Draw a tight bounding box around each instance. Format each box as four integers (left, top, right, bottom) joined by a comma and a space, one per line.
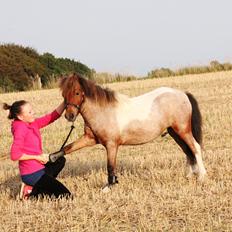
21, 168, 45, 186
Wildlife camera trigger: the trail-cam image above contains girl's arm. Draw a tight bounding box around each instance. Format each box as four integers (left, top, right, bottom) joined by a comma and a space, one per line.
35, 101, 66, 129
55, 101, 66, 115
18, 154, 49, 164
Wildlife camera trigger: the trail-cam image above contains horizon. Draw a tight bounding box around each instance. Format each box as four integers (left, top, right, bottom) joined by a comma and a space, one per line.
2, 42, 228, 78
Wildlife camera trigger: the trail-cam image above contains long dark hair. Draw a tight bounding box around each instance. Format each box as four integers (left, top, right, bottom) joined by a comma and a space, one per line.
3, 100, 28, 120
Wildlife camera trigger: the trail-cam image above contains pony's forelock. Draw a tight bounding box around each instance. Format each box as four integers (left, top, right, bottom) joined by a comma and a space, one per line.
59, 74, 79, 96
60, 73, 118, 106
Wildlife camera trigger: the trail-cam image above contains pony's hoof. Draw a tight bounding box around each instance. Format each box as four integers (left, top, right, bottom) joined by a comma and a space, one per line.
186, 173, 194, 179
197, 173, 207, 182
101, 184, 111, 193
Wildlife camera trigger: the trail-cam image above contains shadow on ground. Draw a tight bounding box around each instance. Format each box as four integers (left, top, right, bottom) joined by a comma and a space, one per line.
0, 175, 21, 198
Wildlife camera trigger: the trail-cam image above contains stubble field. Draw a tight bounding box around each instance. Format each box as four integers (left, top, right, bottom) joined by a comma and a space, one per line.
0, 71, 232, 231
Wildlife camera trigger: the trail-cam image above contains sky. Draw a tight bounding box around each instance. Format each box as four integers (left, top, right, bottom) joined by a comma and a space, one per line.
0, 0, 232, 76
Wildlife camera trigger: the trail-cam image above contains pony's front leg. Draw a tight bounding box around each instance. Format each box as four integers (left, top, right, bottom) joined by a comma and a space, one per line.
49, 134, 96, 163
106, 143, 119, 186
64, 125, 97, 154
64, 135, 96, 154
49, 134, 96, 162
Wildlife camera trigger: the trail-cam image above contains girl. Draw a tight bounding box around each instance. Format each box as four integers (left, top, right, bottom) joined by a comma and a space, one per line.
3, 100, 71, 199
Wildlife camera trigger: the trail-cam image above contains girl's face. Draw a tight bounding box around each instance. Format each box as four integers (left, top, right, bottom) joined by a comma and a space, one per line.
18, 103, 35, 123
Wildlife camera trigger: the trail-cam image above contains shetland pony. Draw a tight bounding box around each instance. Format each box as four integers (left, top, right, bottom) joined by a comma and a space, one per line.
58, 73, 206, 188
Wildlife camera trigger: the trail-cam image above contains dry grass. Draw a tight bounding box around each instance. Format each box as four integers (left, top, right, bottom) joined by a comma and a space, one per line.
0, 71, 232, 231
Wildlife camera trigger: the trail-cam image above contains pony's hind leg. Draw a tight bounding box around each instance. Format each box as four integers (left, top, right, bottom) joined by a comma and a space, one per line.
186, 136, 206, 181
169, 127, 206, 181
167, 127, 197, 178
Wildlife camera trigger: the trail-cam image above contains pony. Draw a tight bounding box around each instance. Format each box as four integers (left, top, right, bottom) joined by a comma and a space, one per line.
54, 73, 206, 189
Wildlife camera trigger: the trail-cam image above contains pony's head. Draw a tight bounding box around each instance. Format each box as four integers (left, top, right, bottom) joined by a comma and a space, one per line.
60, 73, 118, 122
60, 73, 84, 122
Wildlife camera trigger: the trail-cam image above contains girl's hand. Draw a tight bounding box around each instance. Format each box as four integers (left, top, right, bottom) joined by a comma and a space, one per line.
37, 153, 49, 164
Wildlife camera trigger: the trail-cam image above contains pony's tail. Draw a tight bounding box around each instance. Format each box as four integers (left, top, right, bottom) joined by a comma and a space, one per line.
186, 92, 202, 145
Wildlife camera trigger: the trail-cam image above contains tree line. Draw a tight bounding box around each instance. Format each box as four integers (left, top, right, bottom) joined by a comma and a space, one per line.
0, 44, 232, 92
0, 44, 93, 92
147, 60, 232, 79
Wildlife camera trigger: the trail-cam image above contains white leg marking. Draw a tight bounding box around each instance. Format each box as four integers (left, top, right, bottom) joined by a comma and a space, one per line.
194, 141, 206, 181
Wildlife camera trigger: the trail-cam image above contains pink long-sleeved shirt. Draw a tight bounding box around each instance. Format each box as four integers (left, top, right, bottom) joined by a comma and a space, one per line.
10, 110, 60, 175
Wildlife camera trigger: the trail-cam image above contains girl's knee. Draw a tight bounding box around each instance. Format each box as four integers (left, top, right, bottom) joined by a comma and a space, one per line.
58, 156, 66, 166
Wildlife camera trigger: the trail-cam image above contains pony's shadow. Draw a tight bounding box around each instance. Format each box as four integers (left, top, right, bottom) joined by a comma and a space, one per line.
62, 159, 106, 178
61, 158, 141, 179
0, 175, 21, 198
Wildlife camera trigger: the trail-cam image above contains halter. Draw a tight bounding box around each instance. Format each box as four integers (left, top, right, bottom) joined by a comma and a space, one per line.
65, 102, 81, 110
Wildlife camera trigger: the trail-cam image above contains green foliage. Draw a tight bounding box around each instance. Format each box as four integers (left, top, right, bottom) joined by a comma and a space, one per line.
147, 61, 232, 79
93, 72, 137, 84
1, 43, 232, 92
0, 44, 93, 92
148, 68, 174, 79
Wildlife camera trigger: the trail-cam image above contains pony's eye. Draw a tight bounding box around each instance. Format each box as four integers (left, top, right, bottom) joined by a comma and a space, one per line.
76, 92, 79, 96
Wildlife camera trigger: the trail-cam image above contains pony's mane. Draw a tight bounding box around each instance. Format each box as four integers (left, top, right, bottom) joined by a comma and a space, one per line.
60, 73, 118, 106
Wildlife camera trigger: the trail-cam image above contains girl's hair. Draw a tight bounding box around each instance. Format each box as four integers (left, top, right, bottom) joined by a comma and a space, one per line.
3, 100, 28, 120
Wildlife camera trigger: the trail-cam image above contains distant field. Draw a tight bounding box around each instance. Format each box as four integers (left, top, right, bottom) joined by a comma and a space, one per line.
0, 71, 232, 231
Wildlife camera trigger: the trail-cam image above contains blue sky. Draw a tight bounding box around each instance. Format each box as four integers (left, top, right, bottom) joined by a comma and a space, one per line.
0, 0, 232, 76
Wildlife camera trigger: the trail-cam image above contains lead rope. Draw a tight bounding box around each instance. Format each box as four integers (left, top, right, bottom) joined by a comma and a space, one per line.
60, 122, 75, 151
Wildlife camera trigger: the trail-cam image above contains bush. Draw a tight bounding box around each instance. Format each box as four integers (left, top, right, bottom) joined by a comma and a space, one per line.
0, 44, 93, 92
147, 60, 232, 79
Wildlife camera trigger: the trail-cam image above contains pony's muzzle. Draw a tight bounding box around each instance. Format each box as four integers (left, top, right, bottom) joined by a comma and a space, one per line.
65, 112, 77, 122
